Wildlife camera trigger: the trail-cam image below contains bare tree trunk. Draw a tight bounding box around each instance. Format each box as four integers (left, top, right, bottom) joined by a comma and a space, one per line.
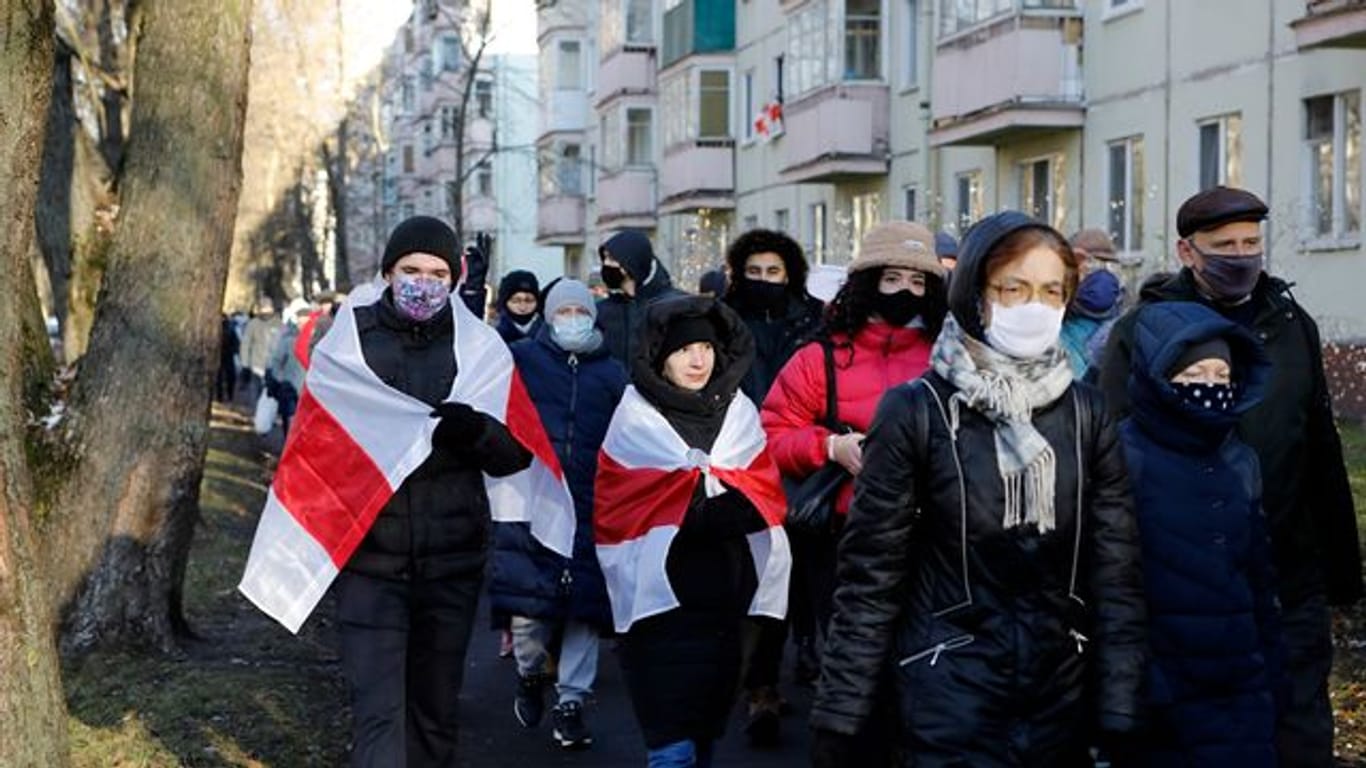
326, 120, 350, 291
0, 0, 67, 763
54, 0, 254, 655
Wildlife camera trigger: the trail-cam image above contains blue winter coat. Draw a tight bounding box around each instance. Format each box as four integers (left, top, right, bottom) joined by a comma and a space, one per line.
1120, 301, 1283, 767
489, 325, 627, 630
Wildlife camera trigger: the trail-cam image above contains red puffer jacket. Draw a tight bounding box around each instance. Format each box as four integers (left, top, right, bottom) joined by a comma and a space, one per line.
760, 322, 934, 515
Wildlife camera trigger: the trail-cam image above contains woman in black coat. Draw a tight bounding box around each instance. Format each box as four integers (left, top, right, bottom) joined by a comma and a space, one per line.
809, 211, 1147, 767
594, 295, 790, 767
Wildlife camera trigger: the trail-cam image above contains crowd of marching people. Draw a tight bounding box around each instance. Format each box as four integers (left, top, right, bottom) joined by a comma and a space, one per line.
234, 184, 1361, 768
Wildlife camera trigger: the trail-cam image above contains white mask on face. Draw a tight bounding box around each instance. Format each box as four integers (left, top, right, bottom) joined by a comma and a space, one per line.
984, 301, 1065, 359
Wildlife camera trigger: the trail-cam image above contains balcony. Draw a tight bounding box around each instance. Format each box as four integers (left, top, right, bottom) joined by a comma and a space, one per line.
595, 167, 657, 229
1292, 0, 1366, 49
779, 83, 890, 184
536, 195, 587, 246
597, 47, 656, 106
662, 0, 736, 67
929, 10, 1084, 147
542, 90, 589, 136
659, 140, 734, 214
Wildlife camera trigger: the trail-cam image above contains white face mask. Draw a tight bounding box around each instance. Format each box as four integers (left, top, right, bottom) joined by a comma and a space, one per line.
551, 313, 597, 351
984, 301, 1065, 359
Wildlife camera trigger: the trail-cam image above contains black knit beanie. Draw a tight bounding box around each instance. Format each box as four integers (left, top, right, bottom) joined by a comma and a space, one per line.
381, 216, 460, 275
1168, 337, 1232, 379
498, 270, 541, 309
655, 315, 717, 371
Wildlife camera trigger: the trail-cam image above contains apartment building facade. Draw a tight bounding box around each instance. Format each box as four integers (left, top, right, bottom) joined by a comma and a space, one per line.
533, 0, 1365, 343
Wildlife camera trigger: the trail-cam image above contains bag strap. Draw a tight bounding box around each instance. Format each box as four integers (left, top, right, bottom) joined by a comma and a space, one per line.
820, 339, 843, 433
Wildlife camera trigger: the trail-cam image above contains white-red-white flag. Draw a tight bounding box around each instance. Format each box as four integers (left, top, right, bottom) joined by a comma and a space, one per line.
238, 280, 575, 633
594, 386, 791, 633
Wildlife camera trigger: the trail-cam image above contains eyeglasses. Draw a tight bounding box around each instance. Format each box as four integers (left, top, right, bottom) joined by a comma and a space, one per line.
985, 279, 1068, 309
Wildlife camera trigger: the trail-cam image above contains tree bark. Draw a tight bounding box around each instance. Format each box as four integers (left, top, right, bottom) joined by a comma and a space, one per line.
52, 0, 254, 655
0, 1, 66, 763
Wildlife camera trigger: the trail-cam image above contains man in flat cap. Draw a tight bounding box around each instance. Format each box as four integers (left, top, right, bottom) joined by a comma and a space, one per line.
1098, 186, 1360, 767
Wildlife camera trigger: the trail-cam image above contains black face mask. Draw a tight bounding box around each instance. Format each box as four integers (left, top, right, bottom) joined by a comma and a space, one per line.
738, 278, 788, 314
874, 290, 924, 327
1171, 381, 1235, 413
600, 265, 626, 290
1188, 241, 1263, 303
505, 308, 537, 325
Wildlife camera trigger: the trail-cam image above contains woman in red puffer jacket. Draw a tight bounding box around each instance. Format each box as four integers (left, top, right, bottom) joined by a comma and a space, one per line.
761, 220, 948, 697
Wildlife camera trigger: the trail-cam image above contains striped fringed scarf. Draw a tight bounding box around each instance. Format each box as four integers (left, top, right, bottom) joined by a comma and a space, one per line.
929, 316, 1074, 533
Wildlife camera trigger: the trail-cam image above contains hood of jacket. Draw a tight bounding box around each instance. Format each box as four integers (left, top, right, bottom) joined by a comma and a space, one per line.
947, 211, 1062, 341
600, 230, 675, 298
632, 294, 755, 423
1127, 300, 1270, 452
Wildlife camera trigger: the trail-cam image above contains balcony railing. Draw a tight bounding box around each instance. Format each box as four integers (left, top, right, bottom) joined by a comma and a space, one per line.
595, 167, 657, 228
659, 140, 735, 213
938, 0, 1079, 40
1292, 0, 1366, 49
536, 195, 587, 245
662, 0, 735, 67
779, 83, 890, 183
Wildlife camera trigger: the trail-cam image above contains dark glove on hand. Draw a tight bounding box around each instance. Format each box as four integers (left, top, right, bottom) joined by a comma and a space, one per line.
810, 728, 854, 768
430, 402, 487, 451
462, 245, 488, 289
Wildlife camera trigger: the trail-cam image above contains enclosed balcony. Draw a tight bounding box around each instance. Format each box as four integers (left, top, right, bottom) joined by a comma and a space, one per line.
662, 0, 735, 67
596, 167, 657, 229
1292, 0, 1366, 49
536, 195, 587, 246
597, 47, 656, 106
929, 0, 1084, 147
779, 83, 890, 183
659, 140, 734, 214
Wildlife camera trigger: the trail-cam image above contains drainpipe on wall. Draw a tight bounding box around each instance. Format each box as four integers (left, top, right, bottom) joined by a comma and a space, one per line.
1265, 0, 1276, 270
924, 0, 938, 229
1161, 0, 1173, 271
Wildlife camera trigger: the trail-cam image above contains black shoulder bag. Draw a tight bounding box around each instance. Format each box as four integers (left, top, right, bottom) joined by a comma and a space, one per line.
783, 340, 850, 535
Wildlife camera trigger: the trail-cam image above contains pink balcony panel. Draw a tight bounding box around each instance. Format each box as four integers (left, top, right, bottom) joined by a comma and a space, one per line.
1292, 0, 1366, 49
537, 195, 587, 245
659, 141, 734, 213
779, 83, 890, 183
597, 47, 656, 104
596, 168, 657, 229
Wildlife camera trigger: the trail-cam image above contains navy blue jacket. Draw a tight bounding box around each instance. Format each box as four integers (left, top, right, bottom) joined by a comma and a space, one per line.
489, 325, 628, 630
1120, 301, 1283, 766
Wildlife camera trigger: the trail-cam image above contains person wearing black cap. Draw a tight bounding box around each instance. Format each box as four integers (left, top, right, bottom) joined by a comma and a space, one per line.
1119, 300, 1283, 766
595, 229, 685, 369
495, 269, 543, 344
810, 211, 1145, 767
698, 268, 728, 298
1097, 186, 1360, 768
338, 215, 533, 766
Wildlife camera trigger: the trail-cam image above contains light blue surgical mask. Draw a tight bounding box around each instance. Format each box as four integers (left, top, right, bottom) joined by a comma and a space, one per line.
551, 313, 599, 352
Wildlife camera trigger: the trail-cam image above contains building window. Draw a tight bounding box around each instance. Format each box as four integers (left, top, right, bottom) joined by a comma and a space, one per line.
852, 192, 882, 257
789, 0, 834, 98
939, 0, 1016, 38
956, 170, 983, 233
477, 162, 493, 197
1198, 114, 1243, 191
743, 214, 759, 231
904, 186, 917, 220
422, 120, 434, 155
627, 0, 653, 44
559, 143, 583, 195
1305, 91, 1361, 239
744, 70, 755, 140
588, 144, 598, 197
401, 77, 416, 113
441, 36, 461, 72
1108, 136, 1145, 252
810, 203, 827, 263
845, 0, 881, 81
699, 70, 731, 139
627, 107, 653, 165
440, 106, 454, 138
774, 54, 785, 104
475, 80, 493, 119
775, 208, 791, 233
557, 40, 582, 89
402, 144, 415, 174
1019, 154, 1065, 230
903, 0, 918, 89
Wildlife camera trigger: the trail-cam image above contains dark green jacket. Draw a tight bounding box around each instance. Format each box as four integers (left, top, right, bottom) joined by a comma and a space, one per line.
1098, 268, 1361, 607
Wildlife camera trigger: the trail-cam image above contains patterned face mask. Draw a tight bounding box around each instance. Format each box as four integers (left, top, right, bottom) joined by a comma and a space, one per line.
1171, 381, 1234, 412
392, 274, 451, 322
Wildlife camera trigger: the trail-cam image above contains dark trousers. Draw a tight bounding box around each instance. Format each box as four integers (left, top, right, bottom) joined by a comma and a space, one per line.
215, 360, 237, 402
1277, 592, 1334, 768
742, 616, 787, 690
336, 570, 483, 768
277, 383, 299, 436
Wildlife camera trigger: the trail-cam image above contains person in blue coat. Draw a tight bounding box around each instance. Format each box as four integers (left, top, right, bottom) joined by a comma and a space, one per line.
1119, 300, 1283, 767
490, 278, 628, 751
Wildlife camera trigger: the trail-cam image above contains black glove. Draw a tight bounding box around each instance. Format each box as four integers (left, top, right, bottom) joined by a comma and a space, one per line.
462, 245, 488, 288
263, 371, 281, 398
810, 728, 855, 768
430, 402, 487, 451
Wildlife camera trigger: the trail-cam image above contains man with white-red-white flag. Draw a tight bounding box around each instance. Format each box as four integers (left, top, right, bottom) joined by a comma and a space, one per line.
594, 295, 791, 766
238, 215, 575, 768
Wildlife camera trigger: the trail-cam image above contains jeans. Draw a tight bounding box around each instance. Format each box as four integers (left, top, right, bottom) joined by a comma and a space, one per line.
510, 615, 598, 704
647, 739, 713, 768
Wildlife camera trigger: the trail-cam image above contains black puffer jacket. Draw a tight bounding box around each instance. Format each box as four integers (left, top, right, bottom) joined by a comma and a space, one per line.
345, 293, 532, 581
596, 230, 685, 369
1098, 268, 1361, 609
618, 295, 769, 749
811, 213, 1146, 766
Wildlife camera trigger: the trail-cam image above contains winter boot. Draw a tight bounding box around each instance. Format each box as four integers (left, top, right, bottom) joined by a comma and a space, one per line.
513, 673, 547, 728
551, 700, 593, 749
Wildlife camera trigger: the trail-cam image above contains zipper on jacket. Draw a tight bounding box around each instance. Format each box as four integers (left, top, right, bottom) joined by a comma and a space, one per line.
922, 381, 973, 617
898, 634, 974, 667
1069, 628, 1088, 655
565, 354, 579, 462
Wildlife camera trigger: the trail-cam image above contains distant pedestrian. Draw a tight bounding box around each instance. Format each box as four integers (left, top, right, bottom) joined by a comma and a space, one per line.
265, 298, 312, 436
492, 279, 628, 751
496, 270, 543, 344
1060, 228, 1126, 380
239, 301, 280, 405
215, 314, 240, 403
595, 295, 791, 767
934, 231, 958, 272
595, 230, 685, 370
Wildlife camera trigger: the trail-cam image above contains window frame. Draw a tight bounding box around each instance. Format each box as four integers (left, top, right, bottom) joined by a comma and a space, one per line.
955, 170, 983, 234
1106, 135, 1145, 254
1303, 90, 1362, 247
1196, 113, 1243, 192
625, 105, 655, 167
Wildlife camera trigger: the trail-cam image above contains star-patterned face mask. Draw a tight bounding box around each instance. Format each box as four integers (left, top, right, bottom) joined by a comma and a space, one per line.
1171, 381, 1234, 412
